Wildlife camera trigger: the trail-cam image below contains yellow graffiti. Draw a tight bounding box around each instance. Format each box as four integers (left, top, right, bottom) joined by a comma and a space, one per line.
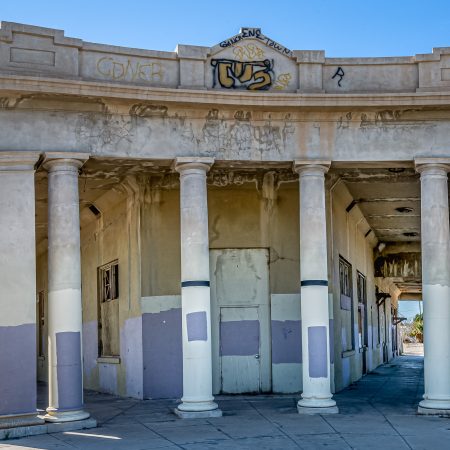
232, 44, 265, 61
212, 59, 273, 90
96, 57, 164, 83
273, 73, 292, 90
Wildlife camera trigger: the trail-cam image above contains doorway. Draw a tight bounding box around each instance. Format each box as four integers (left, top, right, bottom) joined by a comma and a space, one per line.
220, 306, 260, 393
357, 272, 368, 374
210, 248, 270, 394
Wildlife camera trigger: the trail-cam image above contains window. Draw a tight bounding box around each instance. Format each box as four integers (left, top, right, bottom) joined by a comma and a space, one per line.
339, 256, 354, 352
98, 260, 120, 357
99, 261, 119, 302
339, 257, 352, 298
357, 272, 367, 349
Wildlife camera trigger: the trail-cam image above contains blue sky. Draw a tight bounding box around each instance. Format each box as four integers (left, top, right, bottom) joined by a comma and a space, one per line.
399, 300, 422, 322
2, 0, 449, 57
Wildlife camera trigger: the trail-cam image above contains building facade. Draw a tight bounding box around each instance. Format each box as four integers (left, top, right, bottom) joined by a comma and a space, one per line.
1, 22, 450, 430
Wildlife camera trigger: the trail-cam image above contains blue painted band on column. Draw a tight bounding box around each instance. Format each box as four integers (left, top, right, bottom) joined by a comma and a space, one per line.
181, 280, 210, 287
301, 280, 328, 287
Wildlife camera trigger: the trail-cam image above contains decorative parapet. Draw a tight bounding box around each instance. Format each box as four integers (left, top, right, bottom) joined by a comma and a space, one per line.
414, 47, 450, 92
176, 44, 209, 90
0, 22, 449, 94
0, 21, 82, 78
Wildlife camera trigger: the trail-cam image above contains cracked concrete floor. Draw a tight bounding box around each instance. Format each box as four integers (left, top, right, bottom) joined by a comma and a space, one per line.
2, 356, 450, 449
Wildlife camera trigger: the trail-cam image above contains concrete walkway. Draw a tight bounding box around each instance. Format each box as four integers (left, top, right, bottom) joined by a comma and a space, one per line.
2, 356, 450, 449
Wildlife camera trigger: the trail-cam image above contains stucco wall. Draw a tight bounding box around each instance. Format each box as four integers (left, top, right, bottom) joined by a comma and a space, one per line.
79, 190, 143, 399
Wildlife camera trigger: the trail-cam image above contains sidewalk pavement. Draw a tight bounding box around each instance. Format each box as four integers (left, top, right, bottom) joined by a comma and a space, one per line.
2, 356, 449, 449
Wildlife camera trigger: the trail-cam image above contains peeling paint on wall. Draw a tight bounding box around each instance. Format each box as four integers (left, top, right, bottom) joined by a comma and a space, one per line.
271, 320, 301, 364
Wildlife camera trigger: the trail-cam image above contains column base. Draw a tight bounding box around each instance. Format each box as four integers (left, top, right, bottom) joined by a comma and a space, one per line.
0, 417, 97, 441
174, 400, 222, 419
0, 412, 44, 429
297, 404, 339, 415
297, 398, 339, 414
418, 399, 450, 416
44, 408, 90, 423
174, 408, 222, 419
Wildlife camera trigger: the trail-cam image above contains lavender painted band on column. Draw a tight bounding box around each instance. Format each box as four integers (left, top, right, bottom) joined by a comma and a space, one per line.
186, 311, 208, 341
220, 320, 260, 356
301, 280, 328, 287
271, 320, 302, 364
181, 281, 210, 287
329, 319, 335, 364
308, 326, 328, 378
0, 324, 36, 415
56, 331, 83, 411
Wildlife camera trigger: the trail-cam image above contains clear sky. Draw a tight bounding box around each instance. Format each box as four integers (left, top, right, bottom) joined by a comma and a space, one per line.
399, 300, 422, 322
1, 0, 449, 57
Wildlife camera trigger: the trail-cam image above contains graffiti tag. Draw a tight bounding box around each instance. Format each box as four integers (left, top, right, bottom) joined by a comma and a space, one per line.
332, 67, 345, 87
233, 44, 265, 61
219, 28, 293, 58
96, 57, 164, 83
273, 73, 292, 90
211, 58, 273, 90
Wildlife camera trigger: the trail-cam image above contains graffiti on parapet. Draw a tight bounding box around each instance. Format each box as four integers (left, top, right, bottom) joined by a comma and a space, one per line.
273, 73, 292, 90
96, 57, 164, 83
211, 58, 273, 90
332, 67, 345, 87
232, 44, 265, 62
218, 28, 293, 58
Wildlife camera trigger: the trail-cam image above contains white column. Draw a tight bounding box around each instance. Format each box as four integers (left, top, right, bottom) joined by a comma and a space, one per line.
416, 159, 450, 415
294, 160, 338, 414
174, 157, 221, 418
43, 152, 90, 423
0, 152, 44, 429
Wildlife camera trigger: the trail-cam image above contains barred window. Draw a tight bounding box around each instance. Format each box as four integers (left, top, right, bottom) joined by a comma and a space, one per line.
99, 261, 119, 302
339, 257, 352, 297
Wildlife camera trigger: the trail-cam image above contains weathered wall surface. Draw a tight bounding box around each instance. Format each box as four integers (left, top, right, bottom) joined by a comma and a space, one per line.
1, 104, 450, 163
79, 188, 143, 398
141, 173, 299, 298
140, 176, 300, 395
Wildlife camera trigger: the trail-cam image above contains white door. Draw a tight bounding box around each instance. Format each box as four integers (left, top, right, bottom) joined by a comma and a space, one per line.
220, 306, 260, 393
210, 248, 270, 394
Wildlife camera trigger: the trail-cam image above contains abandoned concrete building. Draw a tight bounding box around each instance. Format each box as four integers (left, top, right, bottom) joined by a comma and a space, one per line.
1, 21, 450, 433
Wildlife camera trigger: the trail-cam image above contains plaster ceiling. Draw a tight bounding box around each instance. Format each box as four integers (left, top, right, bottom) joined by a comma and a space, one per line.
339, 168, 421, 243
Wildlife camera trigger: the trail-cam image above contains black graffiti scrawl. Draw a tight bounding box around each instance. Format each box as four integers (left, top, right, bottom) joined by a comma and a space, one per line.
211, 59, 274, 90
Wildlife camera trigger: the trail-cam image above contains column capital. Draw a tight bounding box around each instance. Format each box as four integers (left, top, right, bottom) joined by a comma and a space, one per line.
293, 160, 331, 175
43, 152, 89, 172
173, 157, 214, 173
0, 151, 41, 171
415, 157, 450, 174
